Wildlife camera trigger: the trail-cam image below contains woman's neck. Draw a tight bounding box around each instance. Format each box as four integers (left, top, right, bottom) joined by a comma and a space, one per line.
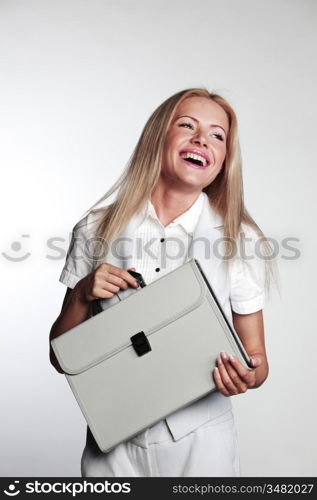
150, 184, 202, 227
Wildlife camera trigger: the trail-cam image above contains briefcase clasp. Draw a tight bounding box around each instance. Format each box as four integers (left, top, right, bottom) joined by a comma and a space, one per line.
130, 331, 152, 357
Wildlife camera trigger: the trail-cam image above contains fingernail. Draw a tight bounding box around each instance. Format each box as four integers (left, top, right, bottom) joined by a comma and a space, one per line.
229, 355, 236, 362
221, 352, 228, 360
217, 355, 223, 365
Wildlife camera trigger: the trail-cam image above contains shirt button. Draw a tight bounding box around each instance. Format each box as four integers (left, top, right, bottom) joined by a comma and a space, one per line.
155, 268, 160, 272
160, 238, 165, 243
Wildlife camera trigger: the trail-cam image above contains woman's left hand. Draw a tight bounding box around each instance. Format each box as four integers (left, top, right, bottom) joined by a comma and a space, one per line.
213, 351, 262, 396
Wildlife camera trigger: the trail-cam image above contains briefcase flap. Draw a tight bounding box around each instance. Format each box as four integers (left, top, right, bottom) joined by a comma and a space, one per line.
51, 261, 205, 375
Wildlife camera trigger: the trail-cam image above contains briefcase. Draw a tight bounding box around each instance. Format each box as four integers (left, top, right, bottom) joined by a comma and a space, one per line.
51, 259, 251, 452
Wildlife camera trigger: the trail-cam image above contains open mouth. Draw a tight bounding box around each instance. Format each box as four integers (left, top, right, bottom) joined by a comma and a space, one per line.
179, 151, 209, 168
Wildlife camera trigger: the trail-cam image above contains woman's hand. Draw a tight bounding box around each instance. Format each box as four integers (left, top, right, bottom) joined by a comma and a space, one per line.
213, 351, 262, 396
75, 263, 139, 304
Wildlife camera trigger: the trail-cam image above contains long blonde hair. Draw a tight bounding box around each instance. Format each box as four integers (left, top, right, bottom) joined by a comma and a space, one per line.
83, 88, 275, 287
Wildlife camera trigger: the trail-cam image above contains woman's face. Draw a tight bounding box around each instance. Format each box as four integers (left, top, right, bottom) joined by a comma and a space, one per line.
161, 96, 229, 193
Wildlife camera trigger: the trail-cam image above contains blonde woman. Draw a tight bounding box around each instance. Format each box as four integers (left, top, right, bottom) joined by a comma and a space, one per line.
50, 88, 270, 477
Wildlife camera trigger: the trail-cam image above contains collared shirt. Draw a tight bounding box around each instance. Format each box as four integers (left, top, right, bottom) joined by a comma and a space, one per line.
58, 193, 266, 452
133, 192, 205, 285
59, 193, 265, 315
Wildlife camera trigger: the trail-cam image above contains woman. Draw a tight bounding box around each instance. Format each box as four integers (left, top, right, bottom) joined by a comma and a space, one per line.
50, 88, 270, 477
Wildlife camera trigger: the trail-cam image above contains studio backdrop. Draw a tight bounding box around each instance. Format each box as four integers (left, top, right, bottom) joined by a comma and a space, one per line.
1, 0, 316, 476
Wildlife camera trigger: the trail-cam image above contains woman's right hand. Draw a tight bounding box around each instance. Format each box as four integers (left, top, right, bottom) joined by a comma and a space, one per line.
75, 263, 140, 304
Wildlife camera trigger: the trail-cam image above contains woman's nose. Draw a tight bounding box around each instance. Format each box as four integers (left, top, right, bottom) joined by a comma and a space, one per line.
191, 130, 208, 148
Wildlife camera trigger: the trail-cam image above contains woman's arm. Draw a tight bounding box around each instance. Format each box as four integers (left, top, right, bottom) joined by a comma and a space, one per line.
49, 264, 140, 373
213, 310, 269, 396
232, 309, 268, 387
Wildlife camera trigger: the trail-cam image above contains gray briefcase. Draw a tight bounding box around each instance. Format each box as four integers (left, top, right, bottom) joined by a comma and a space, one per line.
51, 259, 251, 452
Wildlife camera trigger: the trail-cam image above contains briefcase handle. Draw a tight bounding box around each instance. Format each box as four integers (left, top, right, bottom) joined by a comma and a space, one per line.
92, 270, 146, 315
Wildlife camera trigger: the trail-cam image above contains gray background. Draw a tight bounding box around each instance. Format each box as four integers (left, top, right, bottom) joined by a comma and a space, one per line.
1, 0, 316, 476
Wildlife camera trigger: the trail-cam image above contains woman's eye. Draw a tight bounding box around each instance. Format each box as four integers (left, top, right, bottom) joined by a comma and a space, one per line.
179, 122, 194, 130
211, 132, 224, 141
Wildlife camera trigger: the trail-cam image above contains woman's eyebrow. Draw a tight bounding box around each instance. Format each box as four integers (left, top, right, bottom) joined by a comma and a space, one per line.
176, 115, 227, 134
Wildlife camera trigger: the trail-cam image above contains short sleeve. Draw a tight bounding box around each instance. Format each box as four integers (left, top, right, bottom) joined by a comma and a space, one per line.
229, 225, 266, 314
59, 211, 104, 289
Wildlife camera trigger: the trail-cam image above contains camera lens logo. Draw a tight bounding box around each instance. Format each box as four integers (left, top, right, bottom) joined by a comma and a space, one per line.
2, 235, 31, 262
4, 481, 20, 496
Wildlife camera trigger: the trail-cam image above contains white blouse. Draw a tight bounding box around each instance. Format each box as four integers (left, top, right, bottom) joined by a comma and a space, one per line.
58, 191, 266, 443
59, 192, 265, 317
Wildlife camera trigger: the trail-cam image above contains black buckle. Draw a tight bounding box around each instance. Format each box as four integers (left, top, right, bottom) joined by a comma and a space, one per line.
130, 331, 152, 357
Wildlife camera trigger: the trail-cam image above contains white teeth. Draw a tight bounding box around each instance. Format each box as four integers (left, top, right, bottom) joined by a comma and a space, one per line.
180, 152, 207, 167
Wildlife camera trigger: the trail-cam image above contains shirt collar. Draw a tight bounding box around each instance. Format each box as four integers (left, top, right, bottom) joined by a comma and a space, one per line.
139, 192, 211, 234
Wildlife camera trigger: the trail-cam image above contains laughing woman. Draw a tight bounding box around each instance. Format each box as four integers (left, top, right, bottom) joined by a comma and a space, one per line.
49, 88, 271, 477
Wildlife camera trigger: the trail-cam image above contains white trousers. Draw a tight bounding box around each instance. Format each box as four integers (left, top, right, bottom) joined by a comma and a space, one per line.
81, 409, 240, 477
